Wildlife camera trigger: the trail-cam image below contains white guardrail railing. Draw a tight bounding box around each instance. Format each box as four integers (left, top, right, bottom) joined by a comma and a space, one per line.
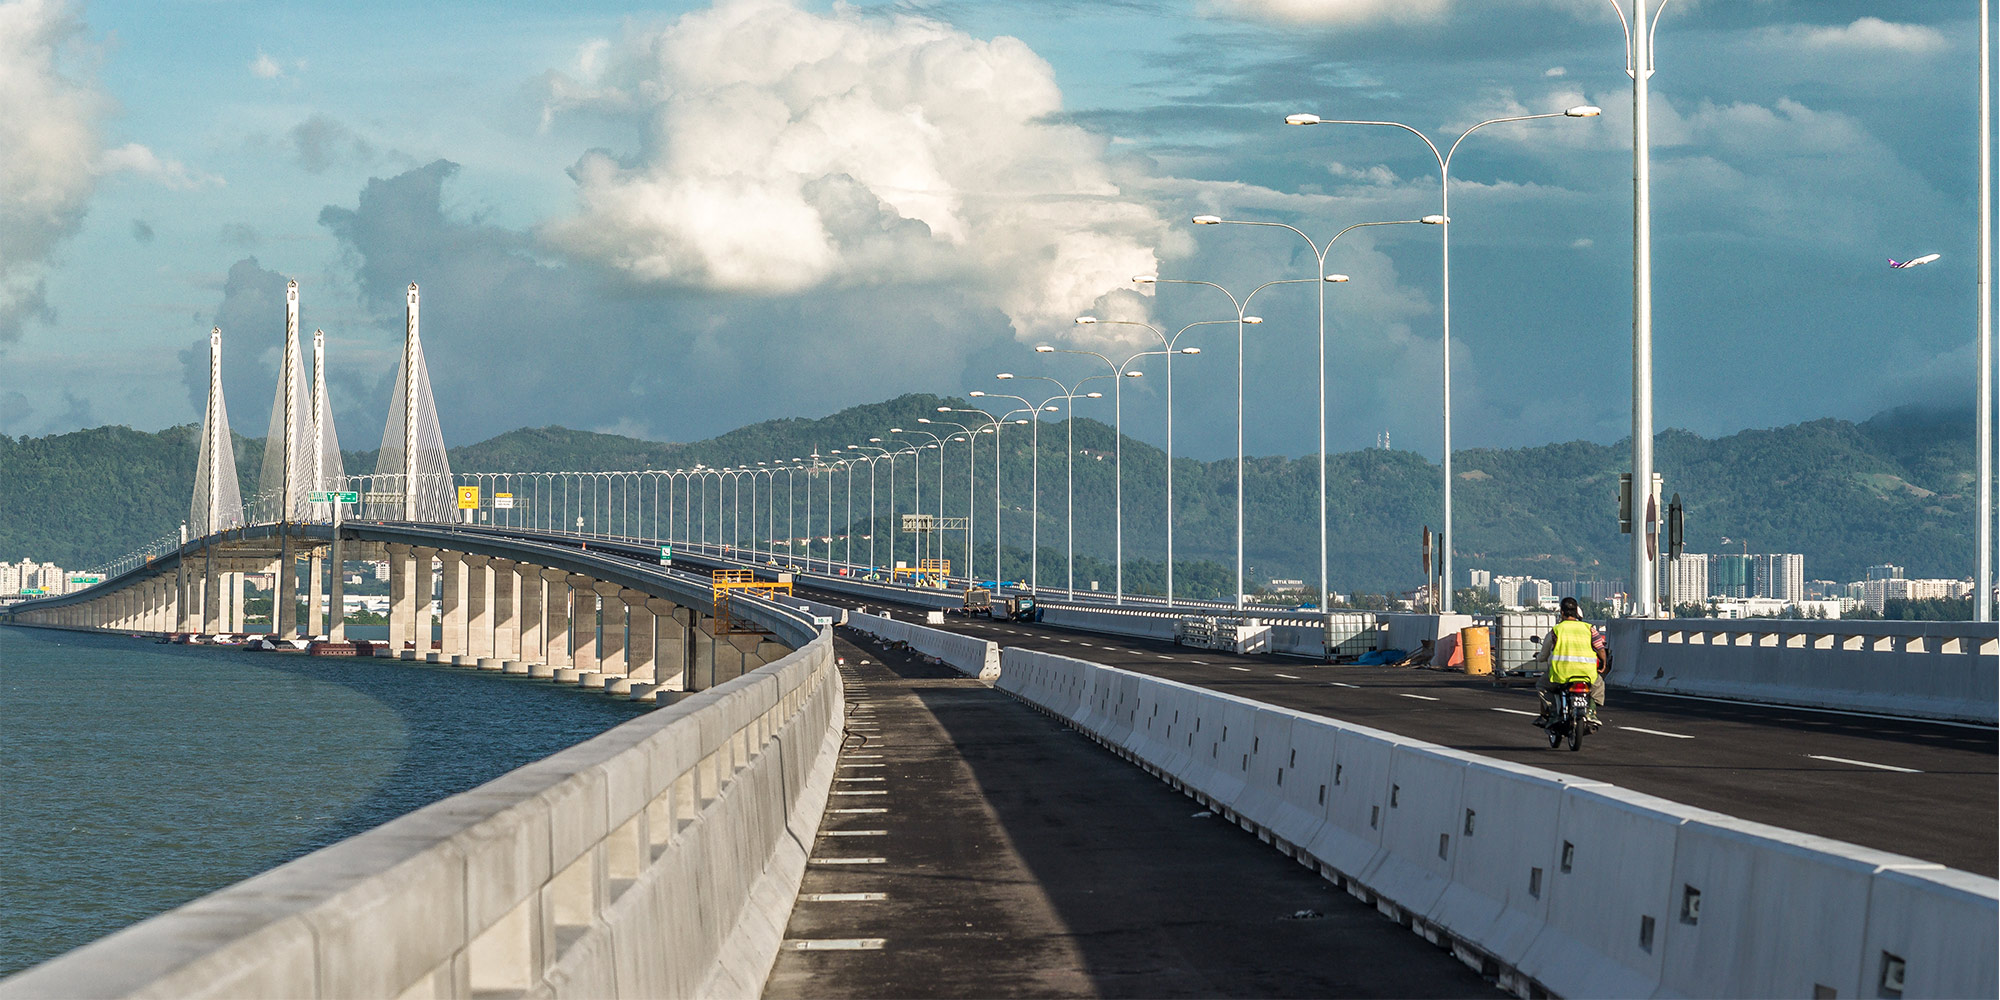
0, 632, 844, 999
991, 644, 1998, 1000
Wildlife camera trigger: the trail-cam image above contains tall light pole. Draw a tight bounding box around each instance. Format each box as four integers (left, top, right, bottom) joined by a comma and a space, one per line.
999, 373, 1109, 598
1980, 0, 1995, 622
1038, 343, 1177, 603
924, 415, 983, 582
1077, 318, 1229, 605
973, 392, 1061, 589
1187, 217, 1433, 607
1142, 272, 1314, 607
893, 429, 948, 578
1285, 104, 1601, 612
849, 443, 892, 571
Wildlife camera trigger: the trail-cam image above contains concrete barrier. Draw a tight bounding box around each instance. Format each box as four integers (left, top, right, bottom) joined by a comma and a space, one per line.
994, 645, 1998, 1000
1607, 618, 1999, 724
0, 633, 845, 1000
844, 611, 1000, 683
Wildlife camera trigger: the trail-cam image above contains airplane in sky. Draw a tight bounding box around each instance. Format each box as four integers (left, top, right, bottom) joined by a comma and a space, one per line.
1888, 253, 1942, 268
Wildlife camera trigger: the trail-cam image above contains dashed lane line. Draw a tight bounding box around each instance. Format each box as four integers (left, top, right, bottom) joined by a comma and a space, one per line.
1329, 682, 1358, 688
1274, 673, 1301, 680
1491, 707, 1539, 717
802, 893, 887, 902
808, 857, 888, 865
783, 939, 886, 951
1620, 726, 1695, 740
1228, 666, 1252, 672
1398, 694, 1441, 702
839, 777, 887, 782
1807, 754, 1923, 774
820, 830, 889, 837
830, 807, 887, 813
832, 790, 889, 796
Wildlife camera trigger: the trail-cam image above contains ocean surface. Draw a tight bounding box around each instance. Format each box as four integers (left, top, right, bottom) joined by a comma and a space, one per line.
0, 625, 648, 977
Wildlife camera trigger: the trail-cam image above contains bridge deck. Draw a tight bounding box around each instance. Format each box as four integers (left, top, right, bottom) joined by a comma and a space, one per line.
764, 635, 1501, 998
802, 585, 1999, 877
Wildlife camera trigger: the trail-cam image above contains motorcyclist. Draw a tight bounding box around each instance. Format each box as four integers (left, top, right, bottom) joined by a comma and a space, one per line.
1533, 596, 1605, 729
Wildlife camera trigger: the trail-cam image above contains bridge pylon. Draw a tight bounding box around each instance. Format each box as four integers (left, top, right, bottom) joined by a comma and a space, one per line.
189, 326, 244, 537
369, 282, 454, 522
258, 279, 315, 522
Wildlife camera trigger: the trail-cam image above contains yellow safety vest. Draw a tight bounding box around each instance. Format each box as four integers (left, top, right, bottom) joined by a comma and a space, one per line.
1547, 619, 1599, 684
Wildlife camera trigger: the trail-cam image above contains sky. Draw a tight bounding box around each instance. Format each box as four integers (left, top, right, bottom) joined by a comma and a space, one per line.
0, 0, 1990, 463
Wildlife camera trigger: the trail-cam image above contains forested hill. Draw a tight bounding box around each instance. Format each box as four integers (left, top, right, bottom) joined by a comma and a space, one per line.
0, 398, 1977, 593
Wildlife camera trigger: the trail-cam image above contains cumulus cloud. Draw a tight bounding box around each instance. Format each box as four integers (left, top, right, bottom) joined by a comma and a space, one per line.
1216, 0, 1453, 23
1790, 17, 1946, 55
97, 142, 222, 189
0, 0, 101, 342
250, 51, 282, 78
538, 0, 1170, 341
289, 113, 374, 173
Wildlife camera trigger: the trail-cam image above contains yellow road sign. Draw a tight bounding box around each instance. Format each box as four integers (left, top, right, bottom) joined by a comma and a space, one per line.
457, 485, 481, 510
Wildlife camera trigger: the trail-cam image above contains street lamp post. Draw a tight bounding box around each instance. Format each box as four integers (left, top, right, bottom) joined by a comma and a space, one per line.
998, 374, 1110, 598
962, 401, 1036, 585
1075, 318, 1228, 606
1037, 343, 1175, 603
1187, 217, 1433, 607
849, 443, 892, 572
1285, 104, 1600, 612
924, 415, 983, 583
1138, 272, 1314, 608
973, 391, 1062, 591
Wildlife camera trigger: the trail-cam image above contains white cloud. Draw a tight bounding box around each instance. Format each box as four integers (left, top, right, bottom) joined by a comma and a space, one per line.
250, 51, 282, 78
1791, 17, 1946, 55
96, 142, 222, 190
1215, 0, 1453, 24
0, 0, 102, 342
1543, 66, 1566, 78
539, 0, 1171, 341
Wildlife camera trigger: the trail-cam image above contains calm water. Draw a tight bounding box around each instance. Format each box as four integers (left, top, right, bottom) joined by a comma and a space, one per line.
0, 626, 648, 976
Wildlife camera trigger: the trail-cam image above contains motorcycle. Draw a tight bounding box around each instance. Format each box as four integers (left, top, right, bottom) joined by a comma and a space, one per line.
1546, 680, 1594, 751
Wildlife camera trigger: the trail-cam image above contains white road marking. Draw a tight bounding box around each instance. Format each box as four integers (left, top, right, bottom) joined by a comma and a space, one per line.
831, 807, 887, 813
1329, 682, 1358, 688
1620, 726, 1695, 740
1159, 655, 1177, 661
1188, 660, 1208, 665
1636, 691, 1998, 731
1275, 673, 1301, 680
839, 777, 886, 782
1228, 666, 1252, 672
808, 857, 887, 865
840, 763, 885, 768
845, 754, 883, 759
833, 790, 888, 796
783, 938, 886, 951
802, 893, 887, 902
1807, 754, 1922, 774
1398, 694, 1440, 702
1491, 707, 1540, 717
1080, 643, 1096, 648
821, 829, 889, 837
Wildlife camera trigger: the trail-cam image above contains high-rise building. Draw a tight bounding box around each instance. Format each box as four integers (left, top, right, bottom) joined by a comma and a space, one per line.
1866, 563, 1905, 581
0, 562, 21, 595
1709, 554, 1752, 599
1667, 555, 1709, 607
1469, 569, 1492, 590
1752, 553, 1805, 603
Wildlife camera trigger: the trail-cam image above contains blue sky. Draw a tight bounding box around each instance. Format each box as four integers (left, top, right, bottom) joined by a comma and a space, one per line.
0, 0, 1989, 462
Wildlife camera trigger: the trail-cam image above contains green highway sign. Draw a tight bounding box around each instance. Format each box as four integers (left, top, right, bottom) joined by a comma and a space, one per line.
308, 491, 360, 504
660, 545, 673, 566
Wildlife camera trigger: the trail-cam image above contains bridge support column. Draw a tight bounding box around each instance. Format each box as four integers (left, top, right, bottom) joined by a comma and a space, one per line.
689, 614, 718, 691
722, 633, 768, 682
413, 547, 438, 656
595, 581, 626, 677
387, 545, 415, 653
519, 566, 548, 666
201, 547, 220, 633
491, 559, 518, 662
306, 553, 325, 636
226, 569, 245, 634
542, 568, 571, 669
327, 549, 346, 643
276, 536, 298, 637
569, 575, 598, 673
438, 553, 466, 663
625, 591, 655, 682
652, 601, 687, 691
465, 555, 493, 663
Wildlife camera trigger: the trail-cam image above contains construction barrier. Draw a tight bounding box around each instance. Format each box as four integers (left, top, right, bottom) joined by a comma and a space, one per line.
844, 610, 1000, 683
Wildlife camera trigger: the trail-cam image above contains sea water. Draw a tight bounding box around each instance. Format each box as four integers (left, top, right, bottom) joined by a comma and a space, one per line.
0, 626, 647, 976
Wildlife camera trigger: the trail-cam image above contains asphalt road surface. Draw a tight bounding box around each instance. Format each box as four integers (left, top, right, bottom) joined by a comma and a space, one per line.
802, 585, 1998, 877
763, 635, 1505, 999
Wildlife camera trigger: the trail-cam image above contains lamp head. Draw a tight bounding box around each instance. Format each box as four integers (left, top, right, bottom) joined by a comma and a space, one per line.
917, 418, 931, 424
1325, 274, 1350, 283
1285, 113, 1321, 126
1132, 274, 1157, 284
968, 390, 985, 398
1034, 345, 1054, 353
889, 427, 904, 433
1565, 105, 1602, 117
996, 373, 1014, 380
1181, 347, 1201, 354
1074, 316, 1097, 325
1084, 391, 1103, 399
1243, 316, 1263, 325
1013, 418, 1029, 424
868, 437, 883, 443
1124, 370, 1142, 378
1421, 214, 1447, 225
1191, 215, 1221, 225
1044, 405, 1059, 412
936, 406, 951, 412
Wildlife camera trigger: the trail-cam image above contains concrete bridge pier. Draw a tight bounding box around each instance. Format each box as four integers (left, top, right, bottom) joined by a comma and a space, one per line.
651, 599, 687, 692
201, 556, 222, 634
413, 547, 437, 656
595, 581, 627, 681
491, 559, 518, 665
275, 535, 297, 638
466, 555, 495, 666
621, 589, 655, 687
326, 546, 345, 642
386, 544, 415, 654
437, 553, 466, 664
569, 574, 598, 678
520, 567, 551, 672
543, 568, 573, 675
305, 552, 324, 637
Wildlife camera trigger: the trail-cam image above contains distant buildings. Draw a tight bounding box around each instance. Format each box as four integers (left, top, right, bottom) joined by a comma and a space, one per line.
1, 558, 74, 596
1752, 553, 1805, 603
